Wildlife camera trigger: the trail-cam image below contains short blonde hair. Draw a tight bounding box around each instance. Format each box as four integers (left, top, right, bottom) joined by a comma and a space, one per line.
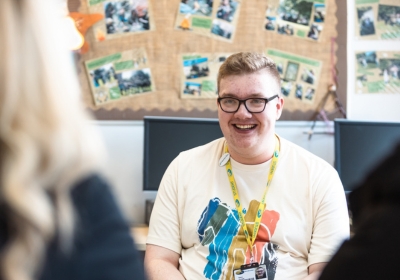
217, 52, 281, 94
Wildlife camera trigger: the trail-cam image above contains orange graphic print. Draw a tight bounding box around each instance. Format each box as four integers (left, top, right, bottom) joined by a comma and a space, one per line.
222, 200, 280, 280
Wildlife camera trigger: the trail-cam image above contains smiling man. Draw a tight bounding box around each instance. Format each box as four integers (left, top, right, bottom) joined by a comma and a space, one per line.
145, 52, 349, 280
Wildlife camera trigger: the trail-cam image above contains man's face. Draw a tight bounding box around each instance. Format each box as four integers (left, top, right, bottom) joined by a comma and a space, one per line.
256, 268, 265, 277
217, 69, 283, 164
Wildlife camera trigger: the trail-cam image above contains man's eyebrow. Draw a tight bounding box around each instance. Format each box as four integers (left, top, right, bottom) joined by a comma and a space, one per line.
219, 93, 265, 98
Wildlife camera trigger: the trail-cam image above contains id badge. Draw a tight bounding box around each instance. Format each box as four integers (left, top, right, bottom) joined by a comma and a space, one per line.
233, 263, 268, 280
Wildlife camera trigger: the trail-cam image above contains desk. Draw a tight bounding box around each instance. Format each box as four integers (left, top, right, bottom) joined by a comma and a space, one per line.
131, 226, 148, 251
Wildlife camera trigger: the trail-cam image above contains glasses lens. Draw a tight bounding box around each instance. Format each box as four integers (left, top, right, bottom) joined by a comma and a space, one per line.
245, 98, 266, 113
220, 98, 239, 112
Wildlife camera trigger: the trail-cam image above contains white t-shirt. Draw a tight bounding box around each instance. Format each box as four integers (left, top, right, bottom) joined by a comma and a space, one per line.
147, 136, 349, 280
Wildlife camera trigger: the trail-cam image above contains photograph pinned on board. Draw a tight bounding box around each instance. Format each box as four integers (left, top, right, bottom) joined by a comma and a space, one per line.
277, 23, 295, 36
265, 0, 327, 42
307, 23, 322, 40
89, 63, 117, 88
357, 6, 376, 36
301, 67, 316, 85
304, 87, 315, 100
281, 80, 293, 97
85, 48, 153, 105
183, 81, 202, 96
379, 58, 400, 83
183, 57, 210, 79
179, 0, 213, 17
356, 74, 368, 89
284, 61, 300, 81
377, 4, 400, 39
104, 0, 150, 34
295, 83, 303, 100
211, 19, 234, 39
314, 3, 325, 23
265, 16, 276, 31
354, 51, 400, 94
279, 0, 313, 26
216, 0, 239, 23
276, 61, 284, 75
356, 51, 379, 69
115, 68, 153, 95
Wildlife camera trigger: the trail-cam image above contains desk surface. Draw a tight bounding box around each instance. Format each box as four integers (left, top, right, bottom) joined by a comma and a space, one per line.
131, 226, 148, 251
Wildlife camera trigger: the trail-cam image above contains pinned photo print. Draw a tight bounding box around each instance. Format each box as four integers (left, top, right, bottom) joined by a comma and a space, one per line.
279, 0, 313, 26
179, 0, 213, 17
183, 81, 202, 96
115, 68, 153, 95
295, 83, 303, 100
211, 19, 234, 39
284, 62, 300, 81
354, 51, 400, 94
104, 0, 150, 35
265, 16, 276, 31
377, 4, 400, 39
356, 51, 379, 69
380, 58, 400, 83
183, 57, 210, 79
276, 61, 284, 75
216, 0, 239, 23
314, 3, 325, 23
181, 53, 232, 99
281, 80, 293, 97
304, 87, 315, 100
277, 23, 294, 36
357, 6, 376, 36
89, 63, 117, 88
301, 67, 316, 85
267, 48, 323, 103
307, 23, 322, 40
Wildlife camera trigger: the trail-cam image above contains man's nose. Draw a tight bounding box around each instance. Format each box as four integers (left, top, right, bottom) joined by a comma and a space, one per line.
234, 101, 252, 118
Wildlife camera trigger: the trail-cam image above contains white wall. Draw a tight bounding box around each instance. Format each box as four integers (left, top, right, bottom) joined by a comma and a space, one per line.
347, 1, 400, 121
93, 120, 335, 225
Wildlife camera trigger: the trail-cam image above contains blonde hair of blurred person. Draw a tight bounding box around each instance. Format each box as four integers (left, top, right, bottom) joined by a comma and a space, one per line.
0, 0, 105, 279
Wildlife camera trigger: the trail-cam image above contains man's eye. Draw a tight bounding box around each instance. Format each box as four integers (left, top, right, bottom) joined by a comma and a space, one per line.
223, 99, 236, 105
249, 98, 265, 104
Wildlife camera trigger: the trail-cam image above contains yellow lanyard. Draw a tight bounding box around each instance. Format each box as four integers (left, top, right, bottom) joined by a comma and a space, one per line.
224, 135, 280, 262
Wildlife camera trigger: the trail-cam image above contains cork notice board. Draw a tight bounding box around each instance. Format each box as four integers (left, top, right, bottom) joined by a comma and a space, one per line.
73, 0, 338, 120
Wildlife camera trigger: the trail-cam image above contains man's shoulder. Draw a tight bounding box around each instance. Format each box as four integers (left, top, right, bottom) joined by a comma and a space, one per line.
179, 137, 225, 158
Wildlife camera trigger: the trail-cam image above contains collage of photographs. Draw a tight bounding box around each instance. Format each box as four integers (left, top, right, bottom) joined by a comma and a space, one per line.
175, 0, 242, 42
88, 0, 153, 41
85, 48, 154, 105
355, 51, 400, 94
266, 48, 323, 104
265, 0, 327, 42
181, 53, 232, 98
82, 0, 330, 106
355, 0, 400, 40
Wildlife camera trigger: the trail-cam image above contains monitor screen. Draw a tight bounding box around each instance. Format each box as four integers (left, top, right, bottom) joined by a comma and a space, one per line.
143, 116, 223, 191
334, 119, 400, 192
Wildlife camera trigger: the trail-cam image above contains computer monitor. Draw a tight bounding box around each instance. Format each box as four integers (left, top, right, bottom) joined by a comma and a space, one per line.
143, 116, 223, 191
334, 119, 400, 193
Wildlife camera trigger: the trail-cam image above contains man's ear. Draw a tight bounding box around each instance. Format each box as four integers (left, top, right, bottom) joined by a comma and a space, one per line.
276, 96, 284, 120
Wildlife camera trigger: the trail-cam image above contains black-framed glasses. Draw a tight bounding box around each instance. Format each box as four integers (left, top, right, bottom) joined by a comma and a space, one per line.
217, 95, 279, 113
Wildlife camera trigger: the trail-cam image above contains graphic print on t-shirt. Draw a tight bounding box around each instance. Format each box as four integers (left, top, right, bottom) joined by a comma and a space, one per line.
197, 198, 280, 280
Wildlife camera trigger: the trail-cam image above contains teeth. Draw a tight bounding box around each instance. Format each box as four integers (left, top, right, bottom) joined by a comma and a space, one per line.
235, 124, 255, 129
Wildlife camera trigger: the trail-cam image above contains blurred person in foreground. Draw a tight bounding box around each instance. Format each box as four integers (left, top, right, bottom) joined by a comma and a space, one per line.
319, 142, 400, 280
145, 52, 349, 280
0, 0, 146, 280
